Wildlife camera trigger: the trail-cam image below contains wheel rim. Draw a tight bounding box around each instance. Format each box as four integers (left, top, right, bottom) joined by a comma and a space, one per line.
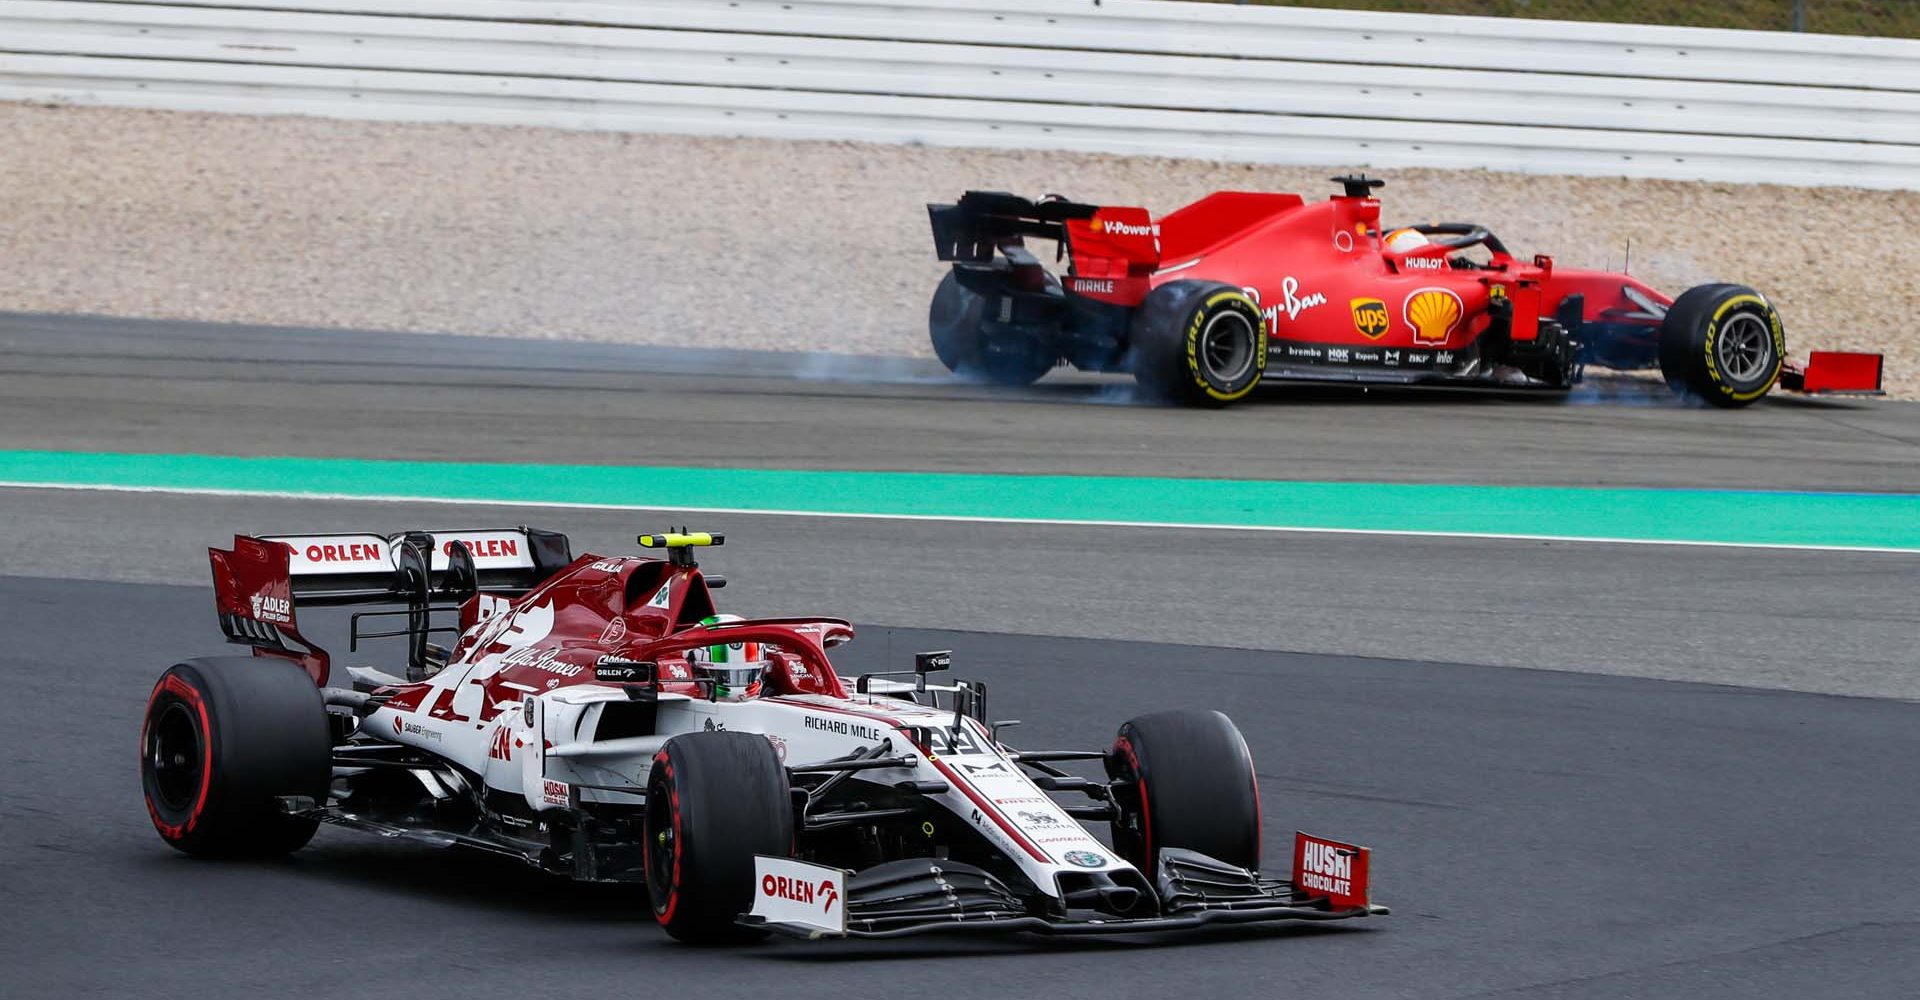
1717, 312, 1774, 384
1199, 311, 1256, 385
645, 773, 677, 913
147, 700, 203, 812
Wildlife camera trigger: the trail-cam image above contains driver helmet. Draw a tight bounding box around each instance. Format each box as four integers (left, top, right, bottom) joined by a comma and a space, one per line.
690, 614, 768, 701
1384, 228, 1431, 254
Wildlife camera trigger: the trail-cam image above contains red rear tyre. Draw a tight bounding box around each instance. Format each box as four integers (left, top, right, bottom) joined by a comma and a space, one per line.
140, 657, 330, 857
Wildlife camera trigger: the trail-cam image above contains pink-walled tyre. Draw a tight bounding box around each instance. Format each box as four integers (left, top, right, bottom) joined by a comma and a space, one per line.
140, 657, 330, 857
645, 730, 793, 945
1106, 709, 1262, 874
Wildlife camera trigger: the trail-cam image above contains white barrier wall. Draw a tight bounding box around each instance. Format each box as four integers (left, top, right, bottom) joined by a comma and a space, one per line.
2, 0, 1915, 189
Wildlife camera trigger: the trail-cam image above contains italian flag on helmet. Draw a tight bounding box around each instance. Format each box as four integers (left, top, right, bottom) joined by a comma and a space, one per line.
695, 614, 765, 701
697, 613, 762, 663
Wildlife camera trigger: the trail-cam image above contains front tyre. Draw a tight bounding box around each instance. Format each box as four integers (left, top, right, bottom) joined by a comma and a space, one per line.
140, 657, 331, 857
1127, 281, 1267, 406
645, 731, 793, 945
1657, 284, 1784, 408
1105, 709, 1261, 873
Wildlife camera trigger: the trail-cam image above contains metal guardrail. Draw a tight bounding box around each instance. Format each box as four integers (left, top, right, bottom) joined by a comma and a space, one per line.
1, 0, 1915, 188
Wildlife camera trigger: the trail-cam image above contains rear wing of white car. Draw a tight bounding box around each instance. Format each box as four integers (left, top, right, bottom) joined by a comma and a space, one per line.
207, 527, 574, 683
257, 528, 572, 604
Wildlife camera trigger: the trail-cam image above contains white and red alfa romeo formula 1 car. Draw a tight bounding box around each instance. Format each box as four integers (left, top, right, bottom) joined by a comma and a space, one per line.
141, 529, 1385, 943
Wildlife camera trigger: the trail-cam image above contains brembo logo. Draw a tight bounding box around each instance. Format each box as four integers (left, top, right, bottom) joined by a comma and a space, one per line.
762, 873, 838, 912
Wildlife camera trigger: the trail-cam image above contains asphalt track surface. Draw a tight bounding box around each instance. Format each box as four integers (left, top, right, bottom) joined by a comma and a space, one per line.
4, 312, 1918, 490
3, 487, 1917, 700
1, 312, 1915, 697
2, 312, 1918, 996
5, 575, 1919, 1000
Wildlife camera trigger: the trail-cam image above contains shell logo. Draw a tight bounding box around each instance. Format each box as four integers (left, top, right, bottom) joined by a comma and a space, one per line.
1089, 218, 1104, 232
1405, 288, 1464, 345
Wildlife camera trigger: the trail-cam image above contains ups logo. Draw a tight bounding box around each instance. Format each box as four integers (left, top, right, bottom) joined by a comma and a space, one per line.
1350, 297, 1390, 339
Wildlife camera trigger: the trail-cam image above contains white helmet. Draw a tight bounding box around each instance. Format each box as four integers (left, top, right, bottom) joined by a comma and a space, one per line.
1384, 228, 1431, 254
690, 614, 768, 701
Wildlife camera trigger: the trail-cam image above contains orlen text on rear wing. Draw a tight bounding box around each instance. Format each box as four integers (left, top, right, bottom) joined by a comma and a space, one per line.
208, 527, 572, 683
262, 528, 571, 604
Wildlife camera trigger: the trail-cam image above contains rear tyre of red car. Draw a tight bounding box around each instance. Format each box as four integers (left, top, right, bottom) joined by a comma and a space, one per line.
645, 730, 794, 945
1105, 709, 1262, 873
1127, 281, 1267, 406
1657, 283, 1785, 408
928, 270, 1057, 387
140, 657, 331, 858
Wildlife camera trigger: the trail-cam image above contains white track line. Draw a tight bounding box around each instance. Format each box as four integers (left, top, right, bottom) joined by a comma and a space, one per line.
3, 479, 1914, 556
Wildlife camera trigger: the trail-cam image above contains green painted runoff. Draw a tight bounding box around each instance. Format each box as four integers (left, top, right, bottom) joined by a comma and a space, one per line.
0, 450, 1912, 550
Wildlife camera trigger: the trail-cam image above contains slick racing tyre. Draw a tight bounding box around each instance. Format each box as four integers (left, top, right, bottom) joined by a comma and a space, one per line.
928, 270, 1057, 387
1657, 283, 1785, 408
140, 657, 331, 857
1106, 709, 1261, 873
1127, 280, 1267, 406
645, 730, 794, 945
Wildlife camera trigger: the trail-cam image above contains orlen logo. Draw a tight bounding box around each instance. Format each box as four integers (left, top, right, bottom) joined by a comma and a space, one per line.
305, 541, 382, 563
444, 538, 518, 558
762, 873, 838, 912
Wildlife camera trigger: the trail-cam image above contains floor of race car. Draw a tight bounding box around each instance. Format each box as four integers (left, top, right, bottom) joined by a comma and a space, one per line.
5, 574, 1919, 1000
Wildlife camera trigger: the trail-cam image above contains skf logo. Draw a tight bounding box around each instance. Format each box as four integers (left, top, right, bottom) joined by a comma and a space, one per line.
1350, 298, 1389, 339
1405, 288, 1464, 345
762, 874, 838, 912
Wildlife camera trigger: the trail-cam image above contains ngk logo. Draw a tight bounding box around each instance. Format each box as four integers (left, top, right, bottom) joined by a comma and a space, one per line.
762, 874, 838, 912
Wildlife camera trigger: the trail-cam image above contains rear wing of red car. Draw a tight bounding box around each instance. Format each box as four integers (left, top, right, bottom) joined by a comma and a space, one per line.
927, 190, 1100, 263
208, 527, 573, 683
929, 190, 1161, 305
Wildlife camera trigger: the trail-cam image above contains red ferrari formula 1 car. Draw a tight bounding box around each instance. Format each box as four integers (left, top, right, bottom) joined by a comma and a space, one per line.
926, 176, 1884, 407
